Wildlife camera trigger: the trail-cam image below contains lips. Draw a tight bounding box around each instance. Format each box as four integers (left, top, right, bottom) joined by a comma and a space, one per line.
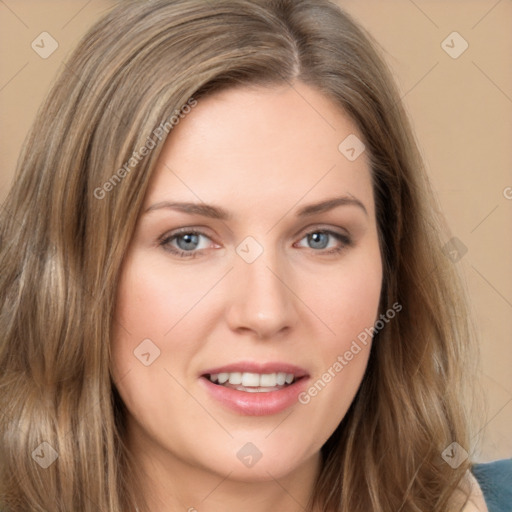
199, 361, 310, 416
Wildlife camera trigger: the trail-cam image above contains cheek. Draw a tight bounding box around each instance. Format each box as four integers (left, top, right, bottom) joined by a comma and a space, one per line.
110, 254, 206, 435
295, 249, 382, 437
305, 246, 383, 350
110, 250, 225, 405
111, 254, 182, 384
113, 252, 213, 344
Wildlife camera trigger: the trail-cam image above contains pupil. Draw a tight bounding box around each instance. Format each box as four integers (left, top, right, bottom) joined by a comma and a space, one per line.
177, 233, 199, 251
309, 232, 328, 249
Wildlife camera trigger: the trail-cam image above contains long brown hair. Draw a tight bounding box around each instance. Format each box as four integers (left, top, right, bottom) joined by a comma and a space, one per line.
0, 0, 479, 510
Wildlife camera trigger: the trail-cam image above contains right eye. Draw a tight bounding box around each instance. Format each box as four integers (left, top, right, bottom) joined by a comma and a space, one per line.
159, 229, 217, 258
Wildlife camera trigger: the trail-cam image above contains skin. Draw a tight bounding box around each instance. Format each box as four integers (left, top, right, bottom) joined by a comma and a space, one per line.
111, 81, 384, 512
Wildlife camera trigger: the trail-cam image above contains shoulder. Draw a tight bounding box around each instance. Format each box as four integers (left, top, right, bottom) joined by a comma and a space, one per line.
449, 469, 488, 512
459, 470, 488, 512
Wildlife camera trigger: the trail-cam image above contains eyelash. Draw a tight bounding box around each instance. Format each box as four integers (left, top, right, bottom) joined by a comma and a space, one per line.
158, 227, 352, 259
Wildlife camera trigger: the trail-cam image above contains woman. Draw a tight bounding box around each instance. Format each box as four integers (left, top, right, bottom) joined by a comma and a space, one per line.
0, 0, 495, 510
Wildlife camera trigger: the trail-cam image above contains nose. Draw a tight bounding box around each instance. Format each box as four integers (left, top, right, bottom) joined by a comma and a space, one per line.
225, 248, 299, 339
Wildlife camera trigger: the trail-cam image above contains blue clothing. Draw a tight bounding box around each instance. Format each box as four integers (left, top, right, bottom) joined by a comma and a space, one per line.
472, 458, 512, 512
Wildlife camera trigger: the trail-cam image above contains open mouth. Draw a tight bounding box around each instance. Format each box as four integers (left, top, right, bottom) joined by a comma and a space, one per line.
199, 365, 310, 415
203, 371, 303, 393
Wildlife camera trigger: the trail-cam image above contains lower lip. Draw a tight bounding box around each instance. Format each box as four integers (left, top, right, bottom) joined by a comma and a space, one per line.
199, 376, 309, 416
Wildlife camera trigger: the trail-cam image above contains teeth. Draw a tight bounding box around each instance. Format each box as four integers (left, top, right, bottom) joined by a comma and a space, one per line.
260, 373, 276, 387
228, 372, 242, 385
207, 371, 296, 388
242, 372, 260, 387
217, 372, 229, 384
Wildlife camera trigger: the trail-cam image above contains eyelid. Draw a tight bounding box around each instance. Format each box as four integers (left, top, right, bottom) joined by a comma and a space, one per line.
160, 225, 350, 244
290, 223, 353, 251
158, 227, 219, 254
294, 223, 350, 239
158, 226, 217, 243
158, 223, 352, 259
293, 228, 352, 253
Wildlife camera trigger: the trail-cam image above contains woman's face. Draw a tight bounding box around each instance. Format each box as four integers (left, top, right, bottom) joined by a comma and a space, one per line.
112, 82, 382, 485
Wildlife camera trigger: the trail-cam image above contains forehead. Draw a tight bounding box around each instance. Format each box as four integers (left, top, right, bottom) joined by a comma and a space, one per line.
143, 82, 374, 218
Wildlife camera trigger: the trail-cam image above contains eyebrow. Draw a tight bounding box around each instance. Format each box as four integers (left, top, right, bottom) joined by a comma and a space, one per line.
144, 195, 368, 219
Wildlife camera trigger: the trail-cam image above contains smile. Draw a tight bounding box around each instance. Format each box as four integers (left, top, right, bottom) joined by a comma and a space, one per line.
199, 362, 310, 415
206, 371, 297, 392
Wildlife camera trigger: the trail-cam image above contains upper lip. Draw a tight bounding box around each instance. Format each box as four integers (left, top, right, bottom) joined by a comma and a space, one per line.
201, 361, 309, 378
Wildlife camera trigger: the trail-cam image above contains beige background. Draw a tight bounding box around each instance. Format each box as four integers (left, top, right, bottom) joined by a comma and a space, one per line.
0, 0, 510, 462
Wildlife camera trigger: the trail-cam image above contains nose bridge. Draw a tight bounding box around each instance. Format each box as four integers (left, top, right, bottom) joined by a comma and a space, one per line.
242, 254, 282, 300
226, 237, 297, 337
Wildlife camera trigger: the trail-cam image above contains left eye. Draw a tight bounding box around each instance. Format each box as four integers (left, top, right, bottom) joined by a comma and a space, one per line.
295, 230, 349, 251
